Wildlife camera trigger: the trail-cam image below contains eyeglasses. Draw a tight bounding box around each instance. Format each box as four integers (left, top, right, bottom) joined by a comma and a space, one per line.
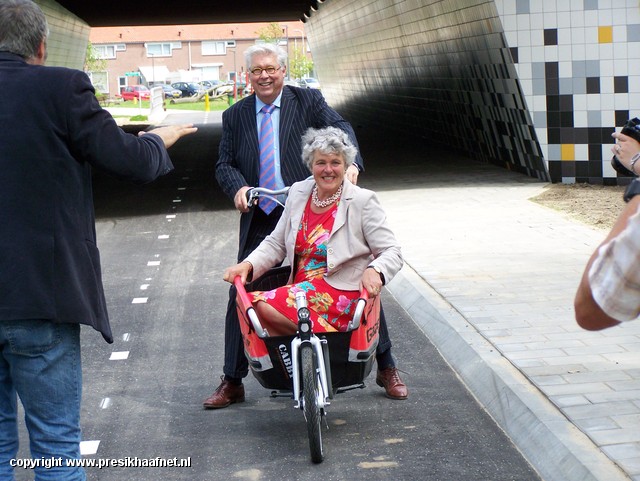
250, 66, 281, 76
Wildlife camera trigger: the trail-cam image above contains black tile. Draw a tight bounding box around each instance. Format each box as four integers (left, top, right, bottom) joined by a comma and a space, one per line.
545, 61, 559, 79
576, 161, 589, 177
586, 77, 600, 94
589, 160, 603, 177
510, 47, 519, 63
574, 128, 589, 144
615, 110, 630, 127
561, 111, 574, 128
559, 95, 573, 111
547, 111, 561, 128
588, 144, 602, 160
614, 76, 629, 93
548, 160, 562, 182
548, 128, 561, 144
546, 78, 559, 95
544, 28, 558, 46
561, 161, 576, 177
546, 95, 560, 111
560, 127, 575, 142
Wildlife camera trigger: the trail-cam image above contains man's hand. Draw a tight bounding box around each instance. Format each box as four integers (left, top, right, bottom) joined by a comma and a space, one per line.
141, 124, 198, 149
234, 186, 251, 213
611, 131, 640, 172
346, 164, 360, 185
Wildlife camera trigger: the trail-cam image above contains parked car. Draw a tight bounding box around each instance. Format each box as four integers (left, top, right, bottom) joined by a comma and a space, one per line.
284, 79, 300, 88
171, 81, 204, 98
120, 85, 151, 101
157, 84, 181, 99
297, 77, 321, 89
217, 80, 250, 97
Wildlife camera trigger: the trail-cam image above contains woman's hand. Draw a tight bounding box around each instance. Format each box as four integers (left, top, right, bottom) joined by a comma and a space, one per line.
612, 131, 640, 173
361, 267, 383, 297
223, 261, 253, 284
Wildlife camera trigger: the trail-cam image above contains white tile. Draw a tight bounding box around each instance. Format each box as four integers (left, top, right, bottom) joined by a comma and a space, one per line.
518, 29, 532, 46
517, 14, 531, 30
574, 110, 589, 127
558, 45, 572, 61
570, 10, 584, 27
584, 10, 599, 27
558, 27, 572, 45
573, 94, 588, 110
598, 9, 614, 25
530, 13, 544, 30
545, 45, 559, 61
559, 60, 572, 77
571, 27, 586, 45
572, 43, 586, 59
615, 94, 631, 111
502, 14, 518, 32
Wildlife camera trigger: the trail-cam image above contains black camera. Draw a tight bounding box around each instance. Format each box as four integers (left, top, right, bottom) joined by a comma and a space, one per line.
612, 118, 640, 176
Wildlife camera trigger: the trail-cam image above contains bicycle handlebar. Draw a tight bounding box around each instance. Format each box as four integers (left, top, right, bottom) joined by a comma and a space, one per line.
246, 186, 290, 209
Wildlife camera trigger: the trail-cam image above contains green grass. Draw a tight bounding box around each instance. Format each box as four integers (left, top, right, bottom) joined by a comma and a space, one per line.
110, 98, 230, 112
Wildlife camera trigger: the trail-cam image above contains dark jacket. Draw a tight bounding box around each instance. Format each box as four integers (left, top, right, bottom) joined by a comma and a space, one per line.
215, 86, 364, 258
0, 52, 174, 343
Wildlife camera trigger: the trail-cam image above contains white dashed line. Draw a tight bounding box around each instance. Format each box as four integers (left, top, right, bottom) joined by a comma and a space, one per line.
99, 398, 112, 409
122, 333, 131, 342
158, 234, 170, 239
147, 261, 160, 266
109, 351, 130, 361
140, 284, 149, 290
80, 440, 100, 455
132, 297, 148, 304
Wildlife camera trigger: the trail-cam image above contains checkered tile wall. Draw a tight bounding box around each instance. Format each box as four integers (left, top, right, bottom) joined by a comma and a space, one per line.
496, 0, 640, 184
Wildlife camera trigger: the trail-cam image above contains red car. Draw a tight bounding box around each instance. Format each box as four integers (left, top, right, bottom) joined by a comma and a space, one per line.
120, 85, 151, 101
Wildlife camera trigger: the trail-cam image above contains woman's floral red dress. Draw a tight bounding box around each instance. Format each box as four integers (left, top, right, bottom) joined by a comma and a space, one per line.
250, 197, 359, 332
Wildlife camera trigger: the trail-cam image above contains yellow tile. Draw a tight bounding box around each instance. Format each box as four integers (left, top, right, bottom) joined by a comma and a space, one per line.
561, 144, 575, 161
598, 26, 613, 43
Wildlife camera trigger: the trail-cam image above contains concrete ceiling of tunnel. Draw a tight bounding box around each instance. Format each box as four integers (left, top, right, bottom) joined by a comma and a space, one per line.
56, 0, 319, 27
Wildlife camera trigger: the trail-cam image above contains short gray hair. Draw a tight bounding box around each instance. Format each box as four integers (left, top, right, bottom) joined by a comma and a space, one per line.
244, 43, 287, 71
0, 0, 49, 60
300, 127, 358, 171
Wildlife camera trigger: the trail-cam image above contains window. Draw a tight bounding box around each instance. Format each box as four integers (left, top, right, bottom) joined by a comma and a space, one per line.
146, 42, 175, 57
94, 45, 116, 59
202, 41, 226, 55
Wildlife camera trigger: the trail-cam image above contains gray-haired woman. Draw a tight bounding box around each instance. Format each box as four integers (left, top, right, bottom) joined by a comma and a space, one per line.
223, 126, 403, 337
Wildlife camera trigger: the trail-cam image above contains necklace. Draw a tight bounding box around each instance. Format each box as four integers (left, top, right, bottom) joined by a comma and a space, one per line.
312, 184, 342, 208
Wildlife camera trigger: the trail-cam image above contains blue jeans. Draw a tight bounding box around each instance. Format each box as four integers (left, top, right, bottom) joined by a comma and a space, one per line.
0, 320, 85, 481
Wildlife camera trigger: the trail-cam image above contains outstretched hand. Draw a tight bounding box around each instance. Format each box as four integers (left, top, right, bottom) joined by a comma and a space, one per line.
140, 124, 198, 149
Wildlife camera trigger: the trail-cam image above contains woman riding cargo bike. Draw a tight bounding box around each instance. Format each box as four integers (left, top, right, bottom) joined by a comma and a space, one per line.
223, 126, 403, 462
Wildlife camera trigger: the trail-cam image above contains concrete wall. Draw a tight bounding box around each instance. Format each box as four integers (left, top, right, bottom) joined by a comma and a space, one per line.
307, 0, 640, 184
35, 0, 90, 70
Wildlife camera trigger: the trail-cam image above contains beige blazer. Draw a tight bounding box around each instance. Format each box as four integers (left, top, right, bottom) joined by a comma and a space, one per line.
245, 178, 403, 290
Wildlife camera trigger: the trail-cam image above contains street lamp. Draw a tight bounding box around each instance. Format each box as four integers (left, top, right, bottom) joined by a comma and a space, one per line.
294, 28, 305, 53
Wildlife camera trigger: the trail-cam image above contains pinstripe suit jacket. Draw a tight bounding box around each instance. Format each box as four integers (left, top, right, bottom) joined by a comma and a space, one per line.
216, 86, 364, 258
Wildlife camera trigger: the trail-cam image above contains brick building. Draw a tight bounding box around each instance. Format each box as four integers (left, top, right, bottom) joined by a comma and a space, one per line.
89, 22, 308, 97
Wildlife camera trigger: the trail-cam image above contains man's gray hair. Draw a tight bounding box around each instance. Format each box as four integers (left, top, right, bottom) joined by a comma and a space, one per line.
0, 0, 49, 60
301, 127, 357, 171
244, 43, 287, 70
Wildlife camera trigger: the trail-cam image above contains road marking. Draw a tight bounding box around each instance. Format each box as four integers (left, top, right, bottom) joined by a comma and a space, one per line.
158, 234, 170, 239
147, 261, 160, 266
100, 398, 111, 409
140, 284, 149, 290
109, 351, 130, 360
132, 297, 148, 304
166, 214, 176, 219
80, 440, 100, 455
122, 333, 131, 342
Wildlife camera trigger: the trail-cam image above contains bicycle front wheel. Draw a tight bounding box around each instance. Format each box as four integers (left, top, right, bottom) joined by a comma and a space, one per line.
301, 344, 323, 463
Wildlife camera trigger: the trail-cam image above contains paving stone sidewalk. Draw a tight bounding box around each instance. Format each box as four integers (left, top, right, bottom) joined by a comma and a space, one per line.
360, 149, 640, 481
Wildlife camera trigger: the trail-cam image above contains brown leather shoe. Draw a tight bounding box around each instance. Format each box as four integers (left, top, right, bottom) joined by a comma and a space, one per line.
203, 376, 245, 409
376, 367, 408, 400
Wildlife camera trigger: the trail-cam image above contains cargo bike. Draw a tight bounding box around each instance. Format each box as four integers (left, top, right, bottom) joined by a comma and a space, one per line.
233, 186, 382, 463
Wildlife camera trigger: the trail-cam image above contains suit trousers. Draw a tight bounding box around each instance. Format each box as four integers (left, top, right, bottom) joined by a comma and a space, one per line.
223, 208, 393, 379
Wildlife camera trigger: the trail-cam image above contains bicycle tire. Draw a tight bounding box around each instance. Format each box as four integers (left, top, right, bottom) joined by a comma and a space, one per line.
301, 344, 323, 463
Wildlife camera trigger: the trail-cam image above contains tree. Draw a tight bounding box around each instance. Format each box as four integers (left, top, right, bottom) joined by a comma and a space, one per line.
84, 42, 106, 73
255, 23, 283, 44
289, 46, 313, 80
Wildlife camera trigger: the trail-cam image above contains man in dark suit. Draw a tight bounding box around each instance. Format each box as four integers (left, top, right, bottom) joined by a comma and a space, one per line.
206, 43, 408, 409
0, 1, 196, 478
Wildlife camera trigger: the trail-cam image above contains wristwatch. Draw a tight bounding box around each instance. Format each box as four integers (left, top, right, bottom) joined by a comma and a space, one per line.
623, 178, 640, 203
367, 265, 385, 285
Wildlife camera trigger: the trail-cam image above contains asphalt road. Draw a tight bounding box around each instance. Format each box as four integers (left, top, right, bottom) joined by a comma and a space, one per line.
16, 113, 542, 481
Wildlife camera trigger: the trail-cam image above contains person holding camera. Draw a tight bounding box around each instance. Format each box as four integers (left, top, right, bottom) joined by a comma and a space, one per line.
573, 122, 640, 330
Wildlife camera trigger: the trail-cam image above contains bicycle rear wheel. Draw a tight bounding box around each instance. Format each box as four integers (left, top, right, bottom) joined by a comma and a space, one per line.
301, 344, 323, 463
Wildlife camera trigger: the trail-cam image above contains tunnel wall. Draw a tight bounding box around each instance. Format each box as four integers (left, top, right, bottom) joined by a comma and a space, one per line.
306, 0, 640, 184
36, 0, 90, 70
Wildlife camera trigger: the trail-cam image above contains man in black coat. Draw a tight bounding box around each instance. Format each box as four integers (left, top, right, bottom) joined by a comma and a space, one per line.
206, 43, 408, 409
0, 1, 196, 478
